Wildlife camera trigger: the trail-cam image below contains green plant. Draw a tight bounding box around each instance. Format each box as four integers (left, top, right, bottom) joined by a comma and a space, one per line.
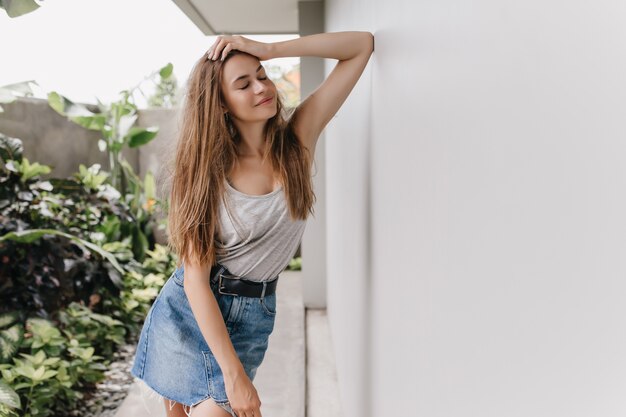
0, 125, 172, 415
146, 63, 179, 108
0, 132, 168, 310
3, 73, 169, 263
23, 319, 65, 359
0, 316, 111, 417
10, 350, 61, 417
0, 312, 22, 417
0, 312, 23, 364
116, 159, 160, 262
47, 90, 157, 194
0, 318, 67, 417
0, 135, 164, 315
0, 256, 174, 416
287, 256, 302, 271
0, 380, 20, 417
46, 63, 174, 196
102, 243, 176, 338
58, 303, 125, 358
0, 0, 41, 18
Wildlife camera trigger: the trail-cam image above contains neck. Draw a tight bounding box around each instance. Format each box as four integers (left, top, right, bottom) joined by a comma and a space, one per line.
232, 118, 268, 158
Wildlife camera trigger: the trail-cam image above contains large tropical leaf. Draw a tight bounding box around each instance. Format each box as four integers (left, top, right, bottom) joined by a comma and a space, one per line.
47, 92, 106, 130
0, 229, 125, 278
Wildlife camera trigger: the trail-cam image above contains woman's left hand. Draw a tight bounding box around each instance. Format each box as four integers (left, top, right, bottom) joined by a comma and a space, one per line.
206, 35, 273, 62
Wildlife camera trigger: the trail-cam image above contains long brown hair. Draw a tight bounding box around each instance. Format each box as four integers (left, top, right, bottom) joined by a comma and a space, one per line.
166, 50, 316, 269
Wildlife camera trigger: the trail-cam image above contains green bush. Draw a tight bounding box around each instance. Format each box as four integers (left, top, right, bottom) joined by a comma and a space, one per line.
57, 304, 126, 358
0, 134, 161, 317
0, 316, 108, 417
101, 244, 176, 338
0, 244, 175, 416
0, 134, 176, 416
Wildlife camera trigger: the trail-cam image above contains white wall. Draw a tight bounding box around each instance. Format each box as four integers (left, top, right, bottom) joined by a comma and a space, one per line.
325, 1, 626, 416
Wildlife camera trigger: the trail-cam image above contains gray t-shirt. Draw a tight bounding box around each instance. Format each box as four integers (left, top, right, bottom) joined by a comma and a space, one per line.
215, 179, 307, 282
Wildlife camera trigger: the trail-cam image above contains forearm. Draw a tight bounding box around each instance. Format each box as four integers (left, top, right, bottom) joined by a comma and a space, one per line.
183, 265, 244, 378
269, 31, 373, 61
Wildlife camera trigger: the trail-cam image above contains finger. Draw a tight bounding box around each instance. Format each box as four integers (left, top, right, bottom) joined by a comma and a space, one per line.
212, 36, 230, 60
240, 402, 261, 417
211, 40, 222, 60
235, 409, 250, 417
232, 407, 244, 417
206, 36, 222, 58
221, 43, 234, 61
207, 39, 221, 60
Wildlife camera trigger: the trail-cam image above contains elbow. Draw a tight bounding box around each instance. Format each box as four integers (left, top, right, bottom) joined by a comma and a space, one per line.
182, 263, 212, 295
361, 31, 374, 54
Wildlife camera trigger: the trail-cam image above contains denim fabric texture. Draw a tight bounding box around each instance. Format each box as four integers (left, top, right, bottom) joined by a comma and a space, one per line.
131, 264, 277, 416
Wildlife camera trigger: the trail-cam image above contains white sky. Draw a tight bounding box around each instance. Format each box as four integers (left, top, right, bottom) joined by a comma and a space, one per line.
0, 0, 299, 106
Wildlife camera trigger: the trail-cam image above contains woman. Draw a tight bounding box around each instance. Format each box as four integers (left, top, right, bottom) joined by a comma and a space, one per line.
131, 31, 374, 417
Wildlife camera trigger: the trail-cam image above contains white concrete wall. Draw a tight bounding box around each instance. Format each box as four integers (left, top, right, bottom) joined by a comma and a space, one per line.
325, 1, 626, 417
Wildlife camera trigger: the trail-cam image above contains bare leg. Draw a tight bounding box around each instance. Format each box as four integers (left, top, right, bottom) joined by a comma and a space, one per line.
164, 399, 189, 417
164, 398, 233, 417
190, 398, 234, 417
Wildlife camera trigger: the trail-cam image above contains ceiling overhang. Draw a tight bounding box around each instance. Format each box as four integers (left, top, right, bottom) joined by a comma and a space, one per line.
171, 0, 303, 35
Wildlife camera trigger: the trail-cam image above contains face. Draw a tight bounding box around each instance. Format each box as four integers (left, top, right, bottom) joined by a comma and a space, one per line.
220, 54, 278, 123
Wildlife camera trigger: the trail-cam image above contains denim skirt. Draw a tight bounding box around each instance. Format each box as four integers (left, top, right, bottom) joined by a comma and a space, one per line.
130, 264, 277, 416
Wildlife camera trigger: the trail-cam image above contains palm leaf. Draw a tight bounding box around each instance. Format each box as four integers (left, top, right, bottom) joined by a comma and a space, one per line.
0, 229, 124, 276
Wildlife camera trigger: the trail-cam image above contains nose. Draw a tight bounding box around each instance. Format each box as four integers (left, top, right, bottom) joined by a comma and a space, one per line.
253, 79, 268, 94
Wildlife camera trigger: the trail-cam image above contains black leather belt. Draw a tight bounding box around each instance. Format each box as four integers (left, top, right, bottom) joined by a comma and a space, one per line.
209, 264, 278, 299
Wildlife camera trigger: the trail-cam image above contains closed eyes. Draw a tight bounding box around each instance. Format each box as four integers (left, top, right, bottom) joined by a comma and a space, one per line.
239, 76, 268, 90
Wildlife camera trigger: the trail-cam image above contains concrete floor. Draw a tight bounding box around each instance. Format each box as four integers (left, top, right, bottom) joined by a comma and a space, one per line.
306, 309, 342, 417
115, 270, 340, 417
252, 269, 306, 417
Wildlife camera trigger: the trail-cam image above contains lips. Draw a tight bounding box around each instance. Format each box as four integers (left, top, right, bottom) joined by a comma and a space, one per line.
256, 96, 274, 106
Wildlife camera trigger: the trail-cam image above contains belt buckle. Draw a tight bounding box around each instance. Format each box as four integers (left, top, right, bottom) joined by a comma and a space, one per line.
218, 273, 239, 297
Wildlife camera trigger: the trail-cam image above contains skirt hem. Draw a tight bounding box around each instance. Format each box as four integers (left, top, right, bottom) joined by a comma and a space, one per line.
131, 376, 235, 417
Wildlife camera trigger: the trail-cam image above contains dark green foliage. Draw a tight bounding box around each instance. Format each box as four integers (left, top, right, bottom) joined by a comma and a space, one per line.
0, 134, 176, 416
0, 134, 154, 317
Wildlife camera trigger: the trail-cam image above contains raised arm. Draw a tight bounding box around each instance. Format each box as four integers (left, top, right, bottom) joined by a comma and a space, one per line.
207, 31, 375, 155
268, 31, 374, 154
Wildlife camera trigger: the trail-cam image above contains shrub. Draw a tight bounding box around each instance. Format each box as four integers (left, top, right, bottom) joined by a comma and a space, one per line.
0, 133, 176, 416
0, 134, 160, 317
